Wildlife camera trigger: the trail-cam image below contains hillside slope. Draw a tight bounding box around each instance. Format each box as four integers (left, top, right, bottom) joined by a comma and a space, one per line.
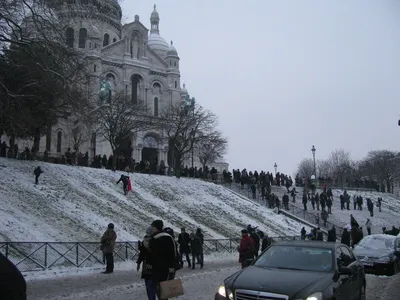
0, 158, 306, 242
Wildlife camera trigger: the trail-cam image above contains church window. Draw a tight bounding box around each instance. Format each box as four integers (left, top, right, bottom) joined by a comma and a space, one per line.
46, 128, 52, 151
56, 131, 62, 153
93, 64, 97, 72
103, 33, 109, 46
170, 61, 171, 66
66, 27, 74, 47
174, 61, 177, 67
78, 28, 87, 48
154, 98, 159, 117
174, 81, 177, 88
131, 74, 141, 105
113, 38, 117, 43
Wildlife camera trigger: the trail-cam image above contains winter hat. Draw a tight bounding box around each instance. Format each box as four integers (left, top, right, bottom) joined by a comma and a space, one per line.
146, 226, 152, 236
151, 220, 164, 231
108, 223, 114, 229
241, 229, 248, 234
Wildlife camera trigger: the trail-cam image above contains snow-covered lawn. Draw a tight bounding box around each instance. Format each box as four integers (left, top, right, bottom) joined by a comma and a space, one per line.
0, 158, 309, 270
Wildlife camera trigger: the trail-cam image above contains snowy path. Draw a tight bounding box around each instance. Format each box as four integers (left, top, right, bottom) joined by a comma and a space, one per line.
27, 261, 238, 300
27, 260, 392, 300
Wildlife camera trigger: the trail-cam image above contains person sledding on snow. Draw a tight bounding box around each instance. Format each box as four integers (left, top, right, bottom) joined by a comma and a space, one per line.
116, 174, 132, 195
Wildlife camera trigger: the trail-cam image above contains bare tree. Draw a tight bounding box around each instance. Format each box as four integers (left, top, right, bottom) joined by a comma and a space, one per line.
90, 92, 152, 170
157, 101, 219, 171
316, 159, 331, 179
327, 149, 352, 187
195, 131, 227, 169
297, 158, 314, 180
362, 150, 396, 192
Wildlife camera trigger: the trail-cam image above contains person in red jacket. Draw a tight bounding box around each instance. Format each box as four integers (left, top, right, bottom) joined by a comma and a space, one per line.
238, 229, 255, 269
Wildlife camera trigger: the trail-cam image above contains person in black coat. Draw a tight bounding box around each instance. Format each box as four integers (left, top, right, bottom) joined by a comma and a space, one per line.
149, 220, 176, 299
189, 232, 203, 269
249, 229, 260, 257
178, 227, 191, 268
341, 228, 351, 247
0, 252, 27, 300
327, 226, 336, 242
116, 175, 129, 195
34, 166, 43, 185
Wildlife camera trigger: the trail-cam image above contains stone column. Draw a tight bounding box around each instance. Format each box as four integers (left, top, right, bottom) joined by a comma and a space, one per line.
137, 148, 142, 162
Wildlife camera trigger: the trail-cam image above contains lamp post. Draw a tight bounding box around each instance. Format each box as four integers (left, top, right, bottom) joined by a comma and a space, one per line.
191, 128, 195, 169
274, 162, 277, 176
311, 145, 316, 181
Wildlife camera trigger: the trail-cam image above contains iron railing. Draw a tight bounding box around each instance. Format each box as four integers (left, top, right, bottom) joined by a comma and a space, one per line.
0, 237, 301, 272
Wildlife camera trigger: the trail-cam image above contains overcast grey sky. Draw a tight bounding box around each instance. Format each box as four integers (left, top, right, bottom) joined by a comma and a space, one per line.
121, 0, 400, 175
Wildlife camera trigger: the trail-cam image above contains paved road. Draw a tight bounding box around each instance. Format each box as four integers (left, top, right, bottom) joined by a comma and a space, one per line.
27, 262, 393, 300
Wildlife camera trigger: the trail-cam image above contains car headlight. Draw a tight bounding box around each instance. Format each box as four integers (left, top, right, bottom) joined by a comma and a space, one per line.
217, 285, 233, 299
377, 256, 391, 263
306, 292, 323, 300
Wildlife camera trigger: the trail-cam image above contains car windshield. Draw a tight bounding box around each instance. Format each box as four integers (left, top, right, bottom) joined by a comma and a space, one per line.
253, 245, 333, 272
356, 235, 395, 250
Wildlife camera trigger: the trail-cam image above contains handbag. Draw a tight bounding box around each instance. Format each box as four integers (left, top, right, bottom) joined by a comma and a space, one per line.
159, 278, 184, 299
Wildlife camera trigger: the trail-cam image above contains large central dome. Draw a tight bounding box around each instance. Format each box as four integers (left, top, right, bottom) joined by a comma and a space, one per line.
147, 5, 169, 56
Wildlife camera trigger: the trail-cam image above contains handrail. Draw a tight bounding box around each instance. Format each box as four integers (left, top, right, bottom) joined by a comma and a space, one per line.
0, 237, 301, 272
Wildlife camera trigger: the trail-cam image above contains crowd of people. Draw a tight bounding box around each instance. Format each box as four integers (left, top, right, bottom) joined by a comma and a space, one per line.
100, 221, 204, 300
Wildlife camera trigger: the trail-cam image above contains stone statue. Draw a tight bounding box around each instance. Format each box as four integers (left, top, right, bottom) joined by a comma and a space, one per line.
99, 80, 112, 104
132, 36, 139, 59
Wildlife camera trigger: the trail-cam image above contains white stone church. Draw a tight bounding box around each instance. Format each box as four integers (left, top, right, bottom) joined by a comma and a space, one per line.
2, 0, 228, 172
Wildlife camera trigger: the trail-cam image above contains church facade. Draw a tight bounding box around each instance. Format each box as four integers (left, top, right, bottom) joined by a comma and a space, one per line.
3, 0, 228, 172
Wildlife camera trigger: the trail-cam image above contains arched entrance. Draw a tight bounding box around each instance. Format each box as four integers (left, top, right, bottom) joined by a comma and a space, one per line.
142, 135, 158, 173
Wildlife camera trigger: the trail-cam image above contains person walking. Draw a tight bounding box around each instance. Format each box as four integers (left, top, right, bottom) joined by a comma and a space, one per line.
149, 220, 177, 300
34, 166, 43, 185
137, 227, 156, 300
100, 223, 117, 274
366, 219, 372, 235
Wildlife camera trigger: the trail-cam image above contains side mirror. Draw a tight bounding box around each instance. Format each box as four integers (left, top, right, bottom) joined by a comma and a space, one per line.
243, 259, 254, 268
339, 266, 353, 275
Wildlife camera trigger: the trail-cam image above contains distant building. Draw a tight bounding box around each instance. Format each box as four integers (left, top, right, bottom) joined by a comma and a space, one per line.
1, 1, 229, 170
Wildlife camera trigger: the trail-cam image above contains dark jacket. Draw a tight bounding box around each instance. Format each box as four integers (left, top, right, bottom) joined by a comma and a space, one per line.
261, 236, 272, 251
33, 166, 43, 176
250, 232, 260, 252
100, 228, 117, 254
0, 253, 27, 300
117, 175, 129, 185
137, 236, 153, 279
150, 232, 177, 281
178, 232, 191, 253
190, 234, 202, 255
341, 229, 351, 247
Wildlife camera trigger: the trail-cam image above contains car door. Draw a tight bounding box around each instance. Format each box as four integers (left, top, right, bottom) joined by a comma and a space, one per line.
340, 246, 361, 300
333, 246, 353, 300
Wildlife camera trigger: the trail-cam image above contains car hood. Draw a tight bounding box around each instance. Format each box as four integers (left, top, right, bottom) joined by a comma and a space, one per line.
353, 247, 393, 258
229, 266, 333, 298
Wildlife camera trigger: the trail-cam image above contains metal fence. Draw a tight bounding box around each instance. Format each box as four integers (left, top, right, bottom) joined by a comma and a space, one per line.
0, 236, 301, 272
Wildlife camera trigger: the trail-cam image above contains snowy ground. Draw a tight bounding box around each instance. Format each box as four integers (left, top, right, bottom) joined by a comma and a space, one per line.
0, 157, 307, 242
0, 158, 310, 271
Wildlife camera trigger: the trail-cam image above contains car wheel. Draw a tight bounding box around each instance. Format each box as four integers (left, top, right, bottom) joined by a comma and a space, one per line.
359, 283, 366, 300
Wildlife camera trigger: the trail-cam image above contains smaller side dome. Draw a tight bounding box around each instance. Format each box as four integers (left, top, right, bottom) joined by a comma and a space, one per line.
150, 4, 160, 23
167, 40, 178, 56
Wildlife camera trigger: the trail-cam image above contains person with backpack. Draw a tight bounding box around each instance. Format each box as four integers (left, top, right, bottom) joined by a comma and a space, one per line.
33, 166, 43, 185
238, 229, 255, 269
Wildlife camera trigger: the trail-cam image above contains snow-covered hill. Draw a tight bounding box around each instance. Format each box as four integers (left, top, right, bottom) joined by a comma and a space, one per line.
0, 158, 306, 242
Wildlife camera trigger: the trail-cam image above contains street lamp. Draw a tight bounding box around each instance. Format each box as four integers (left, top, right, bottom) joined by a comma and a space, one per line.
191, 128, 195, 169
274, 163, 277, 176
311, 145, 316, 180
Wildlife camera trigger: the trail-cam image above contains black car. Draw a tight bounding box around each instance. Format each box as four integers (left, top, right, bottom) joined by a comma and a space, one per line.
215, 241, 365, 300
353, 234, 400, 275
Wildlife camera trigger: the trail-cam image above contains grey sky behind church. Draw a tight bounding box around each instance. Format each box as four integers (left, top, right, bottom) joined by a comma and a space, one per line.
121, 0, 400, 175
